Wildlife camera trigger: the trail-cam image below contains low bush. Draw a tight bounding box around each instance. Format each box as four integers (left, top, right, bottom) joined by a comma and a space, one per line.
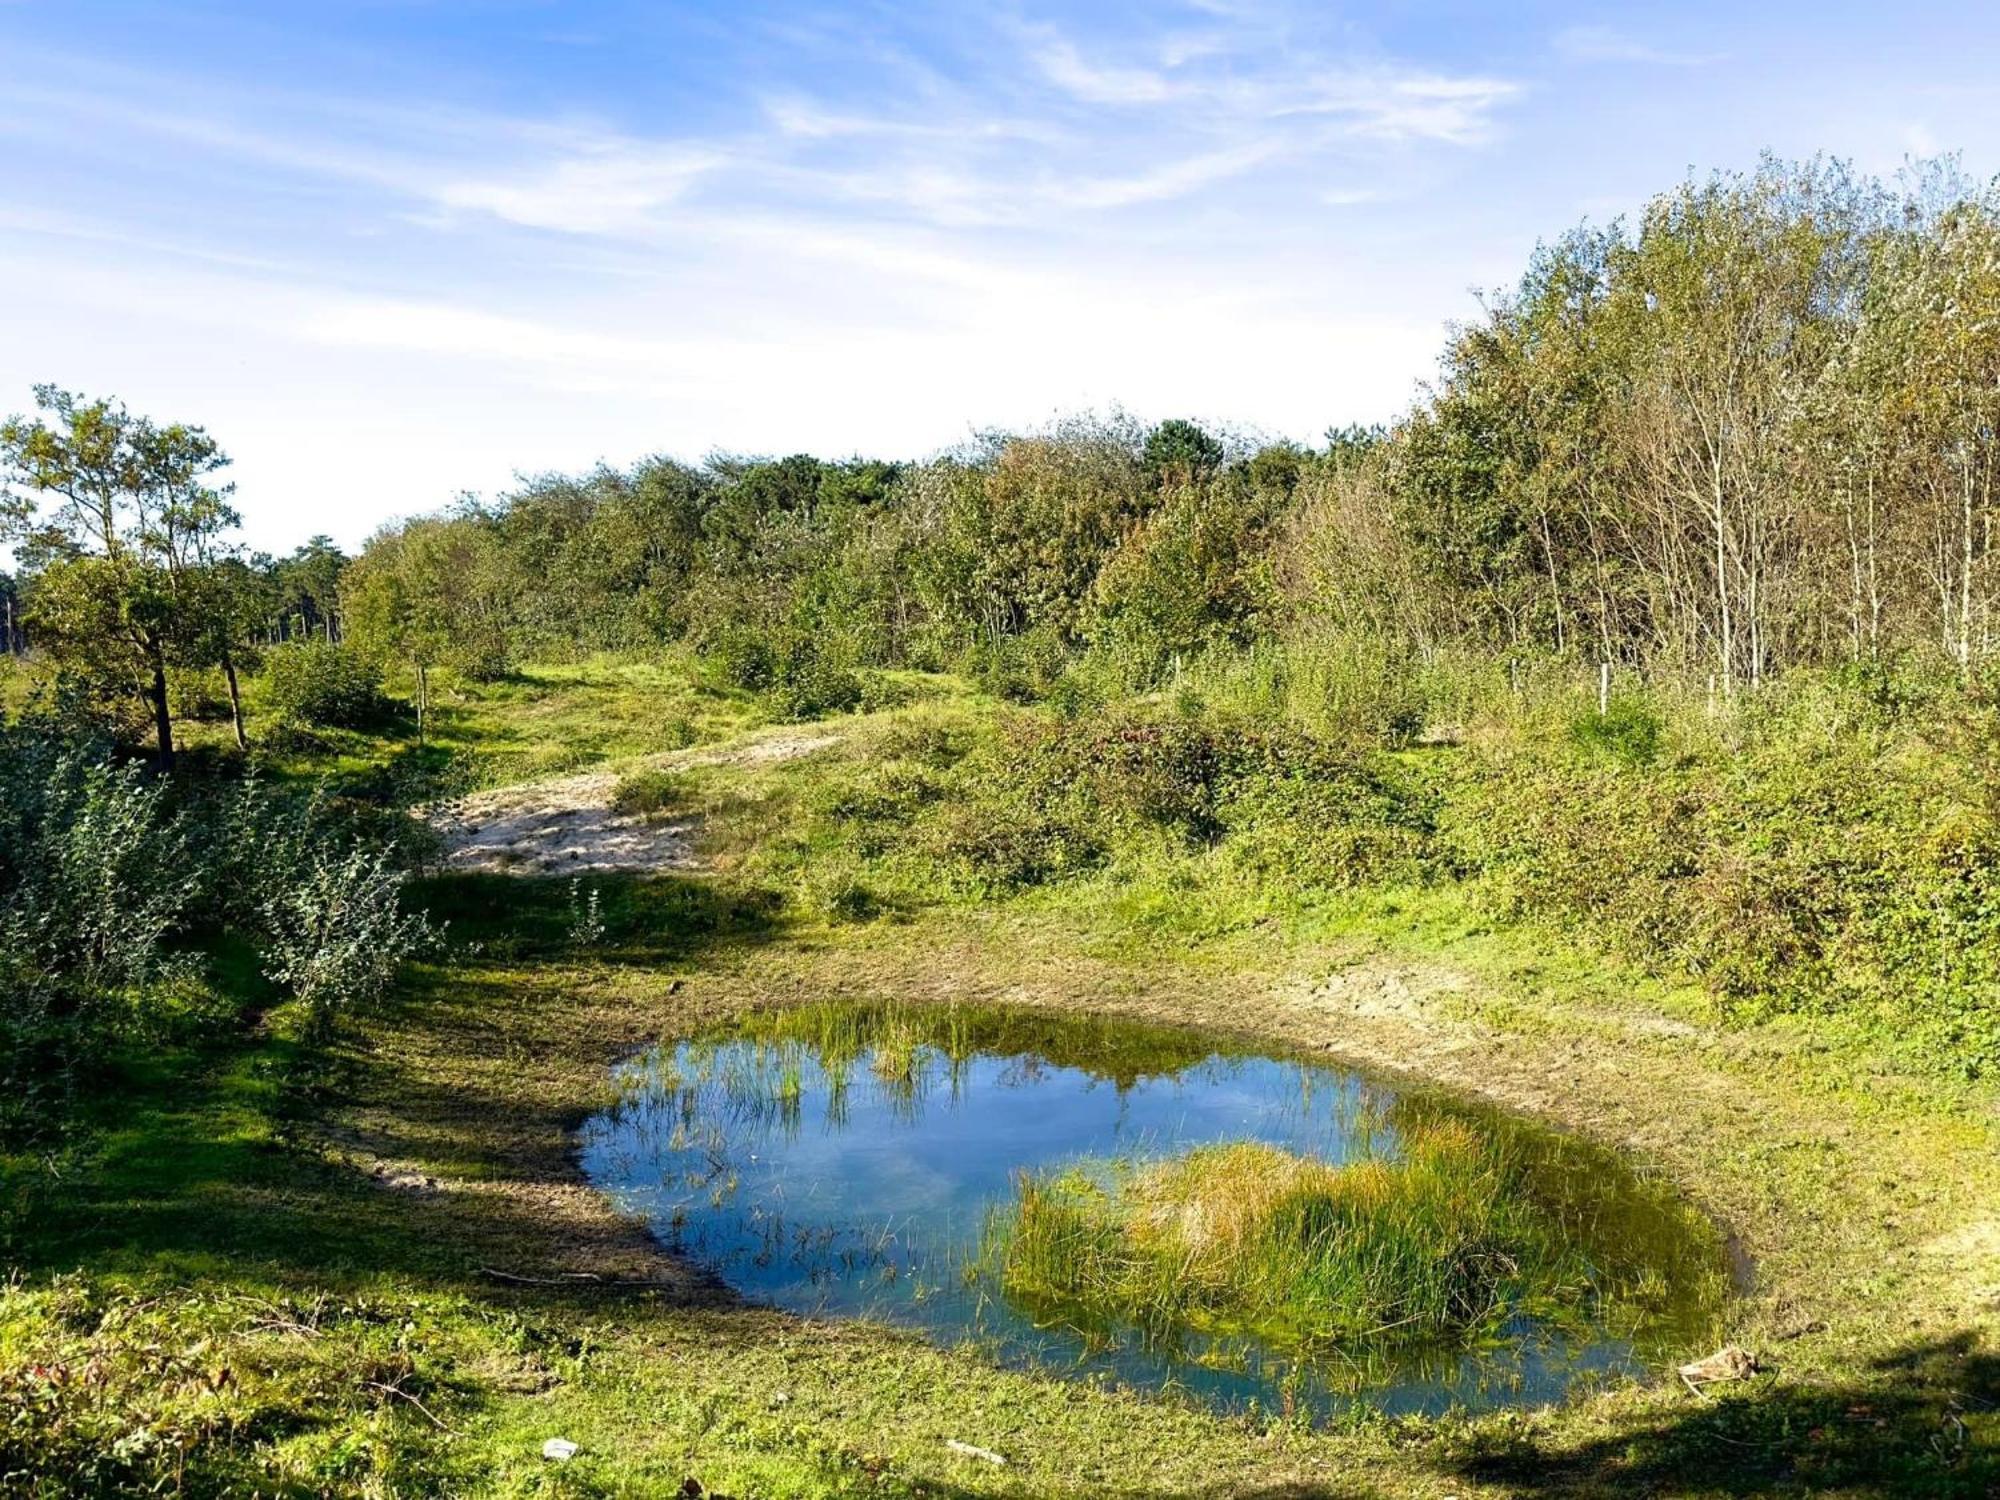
0, 711, 440, 1139
1567, 696, 1664, 766
260, 841, 438, 1041
1441, 710, 2000, 1077
710, 626, 862, 720
260, 641, 392, 729
0, 718, 197, 1132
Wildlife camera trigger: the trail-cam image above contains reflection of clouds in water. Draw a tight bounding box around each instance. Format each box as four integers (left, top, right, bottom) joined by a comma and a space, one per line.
839, 1145, 960, 1214
580, 1007, 1719, 1423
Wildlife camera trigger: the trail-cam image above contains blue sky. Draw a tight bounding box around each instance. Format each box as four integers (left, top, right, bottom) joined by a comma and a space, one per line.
4, 2, 1999, 551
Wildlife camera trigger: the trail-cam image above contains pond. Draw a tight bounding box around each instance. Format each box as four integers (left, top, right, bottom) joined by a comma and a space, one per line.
578, 1002, 1725, 1421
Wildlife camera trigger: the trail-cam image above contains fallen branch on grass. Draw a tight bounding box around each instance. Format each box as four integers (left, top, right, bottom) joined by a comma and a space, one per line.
364, 1380, 462, 1436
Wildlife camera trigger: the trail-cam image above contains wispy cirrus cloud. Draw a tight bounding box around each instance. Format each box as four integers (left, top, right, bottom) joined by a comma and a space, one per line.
0, 1, 1540, 545
1034, 37, 1178, 105
1025, 24, 1519, 147
2, 9, 1522, 256
1280, 71, 1522, 146
432, 140, 729, 234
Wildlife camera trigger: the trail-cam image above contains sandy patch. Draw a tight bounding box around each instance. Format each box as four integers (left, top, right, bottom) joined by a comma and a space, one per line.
429, 729, 842, 876
1286, 958, 1471, 1025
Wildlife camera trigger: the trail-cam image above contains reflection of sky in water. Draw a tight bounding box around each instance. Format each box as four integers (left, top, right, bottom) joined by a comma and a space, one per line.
578, 1018, 1706, 1420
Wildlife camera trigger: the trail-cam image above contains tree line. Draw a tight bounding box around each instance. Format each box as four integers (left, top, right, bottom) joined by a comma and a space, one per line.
330, 158, 2000, 707
13, 157, 2000, 764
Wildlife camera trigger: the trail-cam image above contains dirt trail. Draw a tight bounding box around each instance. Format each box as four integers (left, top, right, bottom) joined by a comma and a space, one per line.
428, 728, 841, 875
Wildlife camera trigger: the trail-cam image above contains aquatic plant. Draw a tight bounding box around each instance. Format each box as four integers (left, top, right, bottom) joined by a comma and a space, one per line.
985, 1125, 1672, 1360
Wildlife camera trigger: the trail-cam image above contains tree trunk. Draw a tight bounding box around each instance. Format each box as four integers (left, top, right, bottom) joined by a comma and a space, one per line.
1711, 464, 1734, 697
416, 661, 429, 744
147, 646, 175, 771
223, 650, 248, 751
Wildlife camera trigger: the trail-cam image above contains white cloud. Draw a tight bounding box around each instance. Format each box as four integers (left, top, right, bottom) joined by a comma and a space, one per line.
1052, 141, 1284, 208
1285, 71, 1523, 145
1035, 39, 1176, 104
433, 140, 727, 234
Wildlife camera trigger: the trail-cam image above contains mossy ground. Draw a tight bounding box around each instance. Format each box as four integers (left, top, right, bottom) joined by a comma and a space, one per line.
4, 658, 1997, 1496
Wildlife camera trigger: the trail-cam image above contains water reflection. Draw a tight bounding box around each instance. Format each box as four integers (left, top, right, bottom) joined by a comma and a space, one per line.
578, 1002, 1723, 1420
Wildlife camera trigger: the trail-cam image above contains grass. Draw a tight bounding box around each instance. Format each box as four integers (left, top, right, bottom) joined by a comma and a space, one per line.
610, 766, 693, 820
4, 655, 1998, 1496
988, 1122, 1719, 1366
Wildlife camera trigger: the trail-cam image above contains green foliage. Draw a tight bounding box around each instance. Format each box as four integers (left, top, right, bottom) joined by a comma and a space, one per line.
786, 701, 1434, 908
1, 385, 244, 765
1567, 696, 1664, 766
0, 713, 196, 1131
259, 840, 437, 1041
260, 639, 391, 728
1442, 690, 2000, 1077
1141, 417, 1225, 478
710, 624, 864, 719
0, 705, 439, 1137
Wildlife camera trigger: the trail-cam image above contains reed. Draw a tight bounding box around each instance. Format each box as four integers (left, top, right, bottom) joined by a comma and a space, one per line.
986, 1126, 1599, 1358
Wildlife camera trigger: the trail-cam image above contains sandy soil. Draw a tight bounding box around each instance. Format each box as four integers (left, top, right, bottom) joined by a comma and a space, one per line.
428, 729, 840, 875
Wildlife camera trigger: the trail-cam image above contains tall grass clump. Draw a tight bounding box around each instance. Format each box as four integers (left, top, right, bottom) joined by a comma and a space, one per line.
989, 1125, 1641, 1359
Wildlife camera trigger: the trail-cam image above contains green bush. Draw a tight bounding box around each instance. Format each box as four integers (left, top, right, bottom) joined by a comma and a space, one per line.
1568, 696, 1664, 766
708, 626, 778, 692
260, 841, 438, 1041
260, 640, 391, 729
767, 650, 862, 720
709, 626, 862, 719
0, 712, 442, 1142
966, 626, 1073, 705
1441, 715, 2000, 1078
0, 721, 195, 1133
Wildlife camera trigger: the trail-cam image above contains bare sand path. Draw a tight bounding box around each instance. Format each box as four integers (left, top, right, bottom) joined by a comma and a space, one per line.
426, 728, 841, 875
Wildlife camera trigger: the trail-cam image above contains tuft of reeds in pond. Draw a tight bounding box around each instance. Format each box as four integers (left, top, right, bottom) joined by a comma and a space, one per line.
984, 1126, 1602, 1359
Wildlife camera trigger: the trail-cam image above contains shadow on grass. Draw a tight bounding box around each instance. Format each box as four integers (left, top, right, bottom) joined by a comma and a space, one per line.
16, 871, 788, 1297
1445, 1331, 1999, 1497
411, 869, 788, 968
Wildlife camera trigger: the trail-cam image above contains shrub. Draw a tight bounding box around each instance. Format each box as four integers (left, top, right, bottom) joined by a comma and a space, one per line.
260, 842, 437, 1040
922, 797, 1101, 892
1440, 716, 2000, 1078
260, 640, 391, 729
767, 650, 862, 720
709, 626, 778, 692
1218, 743, 1437, 889
966, 626, 1073, 704
708, 626, 862, 719
0, 724, 195, 1132
1568, 696, 1664, 766
451, 625, 513, 683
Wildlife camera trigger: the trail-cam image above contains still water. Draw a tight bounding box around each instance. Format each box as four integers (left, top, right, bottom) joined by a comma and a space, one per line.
578, 1003, 1721, 1419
